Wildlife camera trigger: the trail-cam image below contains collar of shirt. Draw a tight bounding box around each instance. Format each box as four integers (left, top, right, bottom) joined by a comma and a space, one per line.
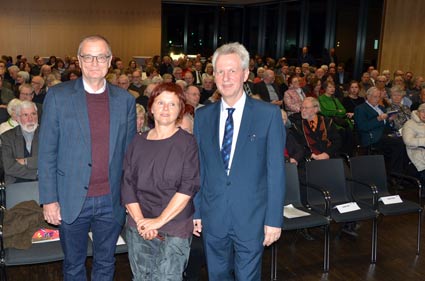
82, 78, 107, 94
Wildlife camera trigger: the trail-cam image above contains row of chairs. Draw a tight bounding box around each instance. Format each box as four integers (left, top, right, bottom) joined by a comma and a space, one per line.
0, 181, 128, 281
270, 155, 423, 281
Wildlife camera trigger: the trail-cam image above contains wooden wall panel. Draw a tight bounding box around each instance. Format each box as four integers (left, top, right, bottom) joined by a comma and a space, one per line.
0, 0, 161, 65
380, 0, 425, 76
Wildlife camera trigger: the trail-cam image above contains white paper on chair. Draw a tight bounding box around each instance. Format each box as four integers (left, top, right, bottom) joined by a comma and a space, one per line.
88, 232, 126, 245
379, 195, 403, 205
335, 202, 361, 213
283, 204, 311, 218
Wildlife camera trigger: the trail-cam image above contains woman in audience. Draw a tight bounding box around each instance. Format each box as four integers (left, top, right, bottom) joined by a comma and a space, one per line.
319, 82, 351, 127
305, 76, 323, 98
284, 75, 306, 115
121, 82, 199, 281
387, 86, 411, 131
402, 103, 425, 187
0, 99, 21, 135
202, 63, 214, 81
136, 104, 150, 134
342, 80, 365, 119
53, 58, 66, 75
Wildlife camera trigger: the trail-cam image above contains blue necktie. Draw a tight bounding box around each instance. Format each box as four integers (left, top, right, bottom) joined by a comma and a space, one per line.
221, 108, 235, 172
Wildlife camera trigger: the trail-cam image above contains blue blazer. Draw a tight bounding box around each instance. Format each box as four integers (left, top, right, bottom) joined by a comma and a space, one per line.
38, 78, 136, 225
354, 102, 389, 146
194, 96, 286, 241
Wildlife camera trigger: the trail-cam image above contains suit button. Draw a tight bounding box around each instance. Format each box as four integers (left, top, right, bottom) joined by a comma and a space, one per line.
226, 181, 231, 186
88, 163, 92, 167
84, 186, 88, 190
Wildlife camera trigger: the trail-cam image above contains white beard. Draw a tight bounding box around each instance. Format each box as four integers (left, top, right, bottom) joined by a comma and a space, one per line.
20, 122, 38, 133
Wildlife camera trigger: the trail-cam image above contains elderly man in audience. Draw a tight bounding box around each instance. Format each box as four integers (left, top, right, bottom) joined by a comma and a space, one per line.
0, 99, 21, 135
1, 100, 39, 185
128, 70, 145, 97
184, 71, 195, 86
402, 103, 425, 187
193, 61, 204, 86
173, 66, 183, 81
199, 76, 215, 104
288, 97, 341, 207
117, 74, 139, 99
355, 87, 406, 174
7, 65, 20, 92
159, 55, 173, 76
387, 86, 411, 131
31, 75, 47, 104
18, 83, 43, 121
185, 85, 203, 110
359, 72, 372, 96
254, 69, 282, 106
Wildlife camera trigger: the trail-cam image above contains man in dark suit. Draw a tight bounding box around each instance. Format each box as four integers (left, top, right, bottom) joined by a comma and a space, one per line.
355, 87, 405, 173
1, 101, 39, 185
39, 35, 136, 280
193, 42, 286, 281
253, 69, 283, 107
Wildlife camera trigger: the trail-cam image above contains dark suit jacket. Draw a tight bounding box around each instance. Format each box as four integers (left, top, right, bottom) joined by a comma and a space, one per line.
193, 95, 286, 241
38, 78, 136, 225
354, 103, 389, 146
1, 126, 39, 185
253, 81, 282, 102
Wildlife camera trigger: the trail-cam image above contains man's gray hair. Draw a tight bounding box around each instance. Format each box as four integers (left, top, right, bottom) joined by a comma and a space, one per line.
77, 35, 112, 56
390, 85, 406, 96
304, 97, 321, 112
366, 86, 379, 97
212, 42, 249, 71
15, 100, 37, 116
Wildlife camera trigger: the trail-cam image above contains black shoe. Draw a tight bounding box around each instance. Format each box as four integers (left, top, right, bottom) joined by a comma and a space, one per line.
299, 229, 315, 241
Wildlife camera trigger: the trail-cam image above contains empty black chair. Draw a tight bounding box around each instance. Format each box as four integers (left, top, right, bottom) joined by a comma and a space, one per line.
349, 155, 423, 255
271, 162, 331, 280
306, 158, 379, 263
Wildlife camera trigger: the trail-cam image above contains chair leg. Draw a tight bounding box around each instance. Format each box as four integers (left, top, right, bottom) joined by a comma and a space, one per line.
417, 209, 422, 255
271, 243, 277, 281
324, 224, 330, 273
371, 218, 378, 263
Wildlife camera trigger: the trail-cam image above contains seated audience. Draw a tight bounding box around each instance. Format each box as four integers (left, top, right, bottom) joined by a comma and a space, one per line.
0, 99, 21, 135
1, 101, 39, 185
354, 87, 406, 174
31, 76, 47, 104
288, 97, 341, 204
254, 69, 282, 106
185, 85, 203, 110
342, 81, 365, 118
284, 75, 306, 115
200, 76, 215, 104
117, 74, 139, 99
387, 86, 411, 131
402, 103, 425, 186
136, 104, 150, 134
0, 75, 15, 106
411, 88, 425, 111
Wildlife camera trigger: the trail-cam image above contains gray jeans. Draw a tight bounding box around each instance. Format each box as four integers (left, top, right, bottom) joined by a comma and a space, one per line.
126, 226, 192, 281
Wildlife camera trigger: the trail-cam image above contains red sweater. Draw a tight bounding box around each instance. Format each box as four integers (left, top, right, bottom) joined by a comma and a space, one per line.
86, 90, 110, 197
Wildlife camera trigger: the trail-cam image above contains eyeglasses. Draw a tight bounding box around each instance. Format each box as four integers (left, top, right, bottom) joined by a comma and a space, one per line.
79, 54, 111, 63
20, 93, 34, 97
301, 105, 317, 110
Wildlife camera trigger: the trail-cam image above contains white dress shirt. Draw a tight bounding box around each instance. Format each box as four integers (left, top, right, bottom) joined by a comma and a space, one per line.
219, 93, 246, 174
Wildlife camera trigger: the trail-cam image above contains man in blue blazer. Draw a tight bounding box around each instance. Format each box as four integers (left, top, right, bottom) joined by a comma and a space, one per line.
38, 35, 136, 280
354, 86, 405, 173
193, 42, 286, 281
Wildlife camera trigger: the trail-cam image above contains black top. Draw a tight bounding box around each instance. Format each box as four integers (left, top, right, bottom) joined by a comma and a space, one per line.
121, 128, 200, 238
342, 96, 365, 113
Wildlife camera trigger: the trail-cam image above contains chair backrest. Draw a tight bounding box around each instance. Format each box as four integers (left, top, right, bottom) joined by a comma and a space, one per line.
5, 181, 39, 209
284, 162, 303, 207
349, 155, 389, 196
306, 158, 350, 205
